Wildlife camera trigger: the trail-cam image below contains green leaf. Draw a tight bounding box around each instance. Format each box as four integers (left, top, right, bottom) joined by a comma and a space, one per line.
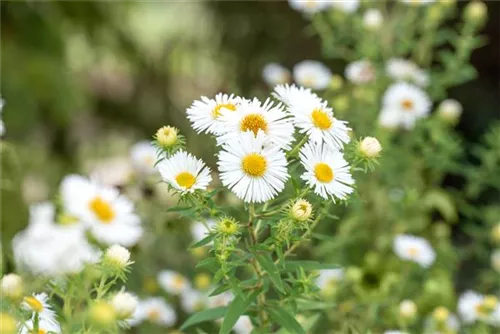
274, 313, 321, 333
180, 307, 226, 330
167, 206, 194, 212
196, 258, 219, 272
189, 234, 215, 249
219, 290, 259, 334
209, 284, 231, 297
296, 298, 336, 311
283, 261, 339, 271
266, 306, 305, 334
254, 253, 285, 293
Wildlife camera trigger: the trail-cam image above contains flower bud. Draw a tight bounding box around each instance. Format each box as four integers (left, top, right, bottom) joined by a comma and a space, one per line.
216, 217, 240, 236
399, 299, 417, 319
0, 274, 23, 301
359, 137, 382, 158
194, 273, 211, 290
363, 9, 383, 30
0, 312, 16, 334
103, 245, 131, 273
492, 224, 500, 244
111, 291, 138, 320
464, 1, 487, 23
89, 301, 116, 327
438, 99, 462, 124
491, 249, 500, 273
329, 75, 344, 91
155, 126, 179, 149
433, 306, 450, 323
291, 199, 312, 222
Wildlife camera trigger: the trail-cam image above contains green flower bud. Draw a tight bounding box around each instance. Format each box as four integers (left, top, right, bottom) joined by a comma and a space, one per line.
464, 1, 487, 23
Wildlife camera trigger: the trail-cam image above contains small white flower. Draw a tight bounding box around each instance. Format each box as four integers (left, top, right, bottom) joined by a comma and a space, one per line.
386, 58, 429, 87
379, 82, 431, 129
273, 83, 320, 107
291, 199, 313, 221
263, 63, 291, 86
363, 9, 383, 30
288, 0, 330, 14
438, 99, 463, 123
293, 60, 332, 90
216, 98, 295, 150
89, 157, 133, 188
111, 291, 138, 319
399, 300, 417, 318
128, 297, 176, 327
300, 142, 354, 200
61, 175, 143, 247
491, 249, 500, 273
186, 93, 242, 135
345, 60, 376, 84
331, 0, 360, 13
393, 234, 436, 267
359, 137, 382, 158
218, 131, 289, 203
130, 141, 158, 175
0, 273, 23, 300
21, 317, 61, 334
157, 151, 212, 194
315, 269, 344, 290
104, 244, 131, 269
208, 291, 234, 308
180, 289, 207, 313
158, 270, 191, 295
22, 293, 57, 325
233, 315, 254, 334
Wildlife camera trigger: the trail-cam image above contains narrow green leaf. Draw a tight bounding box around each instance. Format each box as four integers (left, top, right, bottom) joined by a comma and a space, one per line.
189, 234, 215, 249
219, 290, 259, 334
180, 307, 226, 330
167, 206, 194, 212
196, 258, 219, 272
296, 298, 336, 311
283, 261, 339, 272
266, 306, 305, 334
209, 284, 231, 297
254, 253, 285, 293
274, 313, 321, 333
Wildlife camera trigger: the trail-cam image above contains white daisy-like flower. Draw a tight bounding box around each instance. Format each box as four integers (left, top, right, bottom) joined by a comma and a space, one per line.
287, 90, 350, 149
363, 9, 383, 30
157, 151, 212, 194
399, 0, 436, 5
111, 291, 138, 320
288, 0, 330, 14
190, 219, 216, 243
128, 297, 176, 327
61, 175, 143, 247
393, 234, 436, 268
345, 60, 376, 84
216, 98, 295, 150
130, 141, 158, 175
208, 291, 234, 308
331, 0, 360, 13
379, 82, 432, 129
233, 315, 254, 334
458, 291, 500, 325
300, 142, 354, 200
22, 293, 57, 325
315, 268, 344, 290
293, 60, 332, 90
273, 83, 320, 107
262, 63, 291, 87
180, 289, 207, 313
386, 58, 429, 87
158, 270, 191, 295
21, 317, 61, 334
186, 93, 242, 135
13, 203, 101, 277
218, 131, 289, 203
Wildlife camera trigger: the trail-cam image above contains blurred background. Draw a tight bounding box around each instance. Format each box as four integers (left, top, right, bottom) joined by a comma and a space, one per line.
0, 0, 498, 250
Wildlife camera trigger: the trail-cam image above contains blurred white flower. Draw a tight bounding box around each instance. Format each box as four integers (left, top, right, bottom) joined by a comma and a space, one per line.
158, 270, 191, 295
379, 82, 431, 129
293, 60, 332, 90
208, 291, 234, 308
111, 291, 138, 319
180, 289, 207, 313
90, 157, 133, 188
386, 58, 429, 87
22, 293, 57, 325
128, 297, 176, 327
399, 300, 417, 318
130, 141, 158, 175
331, 0, 360, 13
458, 291, 500, 325
393, 234, 436, 267
0, 273, 23, 300
262, 63, 291, 86
363, 9, 383, 30
13, 203, 100, 276
345, 60, 376, 84
233, 315, 254, 334
315, 268, 344, 290
61, 175, 143, 247
437, 99, 463, 123
288, 0, 330, 14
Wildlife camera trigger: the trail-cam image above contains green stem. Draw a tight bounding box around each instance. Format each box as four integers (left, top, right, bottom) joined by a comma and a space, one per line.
287, 135, 308, 159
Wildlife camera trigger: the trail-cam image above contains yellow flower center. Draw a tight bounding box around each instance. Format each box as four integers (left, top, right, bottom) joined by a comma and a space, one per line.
175, 172, 196, 189
89, 197, 115, 223
242, 153, 267, 177
408, 247, 419, 257
147, 309, 161, 321
173, 275, 185, 289
213, 103, 237, 118
314, 163, 334, 183
240, 114, 268, 135
38, 330, 47, 334
401, 99, 414, 111
311, 109, 332, 130
24, 296, 43, 313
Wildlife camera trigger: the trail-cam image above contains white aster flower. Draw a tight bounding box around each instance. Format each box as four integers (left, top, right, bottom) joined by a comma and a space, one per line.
208, 291, 234, 308
363, 9, 383, 30
331, 0, 360, 13
61, 175, 143, 247
103, 244, 131, 270
130, 141, 158, 175
180, 289, 207, 313
128, 297, 176, 327
288, 0, 330, 14
217, 98, 295, 150
218, 131, 289, 203
293, 60, 332, 90
262, 63, 291, 86
300, 142, 354, 200
233, 315, 254, 334
315, 269, 344, 290
458, 291, 500, 325
157, 151, 212, 194
111, 291, 138, 319
158, 270, 191, 295
345, 60, 376, 84
379, 82, 431, 129
273, 83, 320, 107
22, 293, 57, 325
393, 234, 436, 267
186, 93, 242, 135
21, 317, 61, 334
386, 58, 429, 87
